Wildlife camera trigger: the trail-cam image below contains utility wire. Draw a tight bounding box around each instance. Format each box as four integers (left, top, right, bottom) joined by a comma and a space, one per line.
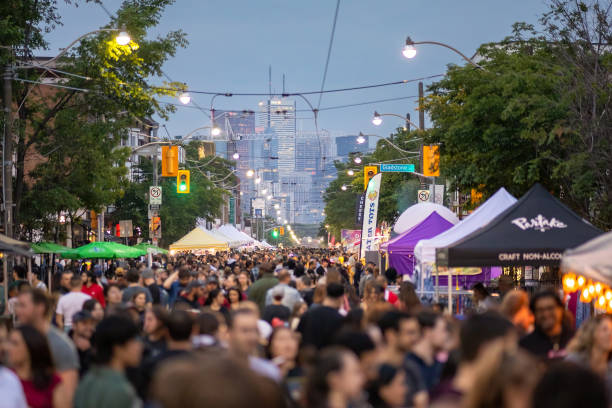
317, 0, 341, 110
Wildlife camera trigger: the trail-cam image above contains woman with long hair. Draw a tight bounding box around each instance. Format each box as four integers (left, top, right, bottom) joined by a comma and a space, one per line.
566, 314, 612, 394
304, 347, 365, 408
143, 306, 169, 359
499, 290, 533, 336
367, 364, 407, 408
226, 287, 243, 310
238, 271, 251, 293
6, 325, 68, 408
82, 299, 104, 324
204, 288, 230, 321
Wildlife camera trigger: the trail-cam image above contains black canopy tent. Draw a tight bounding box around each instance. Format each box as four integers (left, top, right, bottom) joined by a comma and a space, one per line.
436, 184, 602, 267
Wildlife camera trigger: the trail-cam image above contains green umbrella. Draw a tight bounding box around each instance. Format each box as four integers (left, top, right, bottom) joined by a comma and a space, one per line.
31, 242, 71, 255
134, 242, 168, 255
61, 242, 145, 260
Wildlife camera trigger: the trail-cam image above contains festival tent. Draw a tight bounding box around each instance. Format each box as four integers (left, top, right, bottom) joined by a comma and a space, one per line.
414, 188, 517, 264
217, 224, 254, 246
382, 212, 456, 275
561, 231, 612, 286
169, 227, 229, 252
394, 202, 459, 234
436, 183, 602, 267
208, 229, 241, 248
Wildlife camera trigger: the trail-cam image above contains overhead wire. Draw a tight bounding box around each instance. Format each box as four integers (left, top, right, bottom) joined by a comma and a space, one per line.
317, 0, 341, 110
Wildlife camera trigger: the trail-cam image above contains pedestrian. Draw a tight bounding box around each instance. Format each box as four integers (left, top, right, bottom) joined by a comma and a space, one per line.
103, 283, 123, 314
142, 306, 168, 360
289, 301, 307, 330
68, 310, 95, 378
73, 316, 142, 408
81, 299, 104, 324
566, 314, 612, 395
121, 268, 153, 305
7, 325, 68, 408
499, 290, 533, 336
471, 282, 497, 312
265, 270, 303, 311
297, 282, 345, 349
203, 287, 230, 320
55, 275, 91, 332
15, 289, 79, 405
81, 270, 105, 308
367, 363, 408, 408
405, 310, 448, 392
303, 347, 365, 408
176, 280, 206, 310
263, 286, 291, 324
142, 268, 164, 305
226, 286, 243, 310
247, 262, 279, 314
163, 266, 193, 306
519, 290, 574, 360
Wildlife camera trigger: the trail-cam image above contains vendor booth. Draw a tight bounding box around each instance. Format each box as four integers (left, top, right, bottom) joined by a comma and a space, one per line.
561, 231, 612, 286
436, 184, 601, 267
169, 227, 230, 253
382, 212, 456, 276
393, 202, 459, 234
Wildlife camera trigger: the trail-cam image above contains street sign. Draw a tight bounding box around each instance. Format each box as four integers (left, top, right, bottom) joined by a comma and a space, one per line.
150, 216, 161, 239
119, 220, 133, 238
149, 186, 162, 205
429, 184, 445, 205
380, 163, 416, 173
418, 190, 430, 203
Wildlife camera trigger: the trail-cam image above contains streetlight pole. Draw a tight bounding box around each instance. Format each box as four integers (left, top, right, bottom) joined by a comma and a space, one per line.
403, 37, 485, 70
3, 65, 13, 240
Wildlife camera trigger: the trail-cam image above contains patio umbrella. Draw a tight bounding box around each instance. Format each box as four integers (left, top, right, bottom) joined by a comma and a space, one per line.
133, 242, 168, 255
31, 242, 71, 255
62, 242, 145, 259
0, 233, 32, 257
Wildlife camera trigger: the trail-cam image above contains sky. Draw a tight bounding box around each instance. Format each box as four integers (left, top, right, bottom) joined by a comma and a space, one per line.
42, 0, 549, 139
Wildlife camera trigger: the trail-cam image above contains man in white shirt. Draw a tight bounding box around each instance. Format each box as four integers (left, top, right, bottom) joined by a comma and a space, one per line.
56, 275, 91, 332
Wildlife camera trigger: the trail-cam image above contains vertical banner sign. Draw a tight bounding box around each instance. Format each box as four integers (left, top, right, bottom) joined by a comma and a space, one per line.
422, 145, 440, 177
355, 193, 366, 228
229, 197, 235, 225
360, 173, 382, 259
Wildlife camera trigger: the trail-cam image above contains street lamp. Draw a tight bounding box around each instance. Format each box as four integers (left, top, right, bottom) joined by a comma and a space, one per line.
115, 30, 131, 46
402, 36, 485, 70
255, 177, 261, 184
179, 92, 191, 105
347, 170, 354, 176
232, 152, 240, 160
341, 185, 348, 191
274, 204, 280, 209
372, 113, 383, 126
358, 132, 420, 156
246, 169, 255, 177
211, 127, 221, 137
354, 157, 362, 164
267, 195, 273, 200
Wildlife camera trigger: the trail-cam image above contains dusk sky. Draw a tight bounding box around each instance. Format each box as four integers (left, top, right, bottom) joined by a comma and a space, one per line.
44, 0, 549, 139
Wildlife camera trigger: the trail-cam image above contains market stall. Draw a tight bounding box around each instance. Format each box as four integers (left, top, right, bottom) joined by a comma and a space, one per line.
169, 227, 230, 253
393, 202, 459, 234
436, 183, 602, 267
382, 212, 456, 276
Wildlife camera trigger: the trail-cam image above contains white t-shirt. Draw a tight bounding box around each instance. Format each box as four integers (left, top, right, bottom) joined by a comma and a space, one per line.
0, 367, 27, 408
56, 291, 91, 327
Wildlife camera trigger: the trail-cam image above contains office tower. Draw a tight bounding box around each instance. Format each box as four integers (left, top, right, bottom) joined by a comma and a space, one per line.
256, 97, 296, 173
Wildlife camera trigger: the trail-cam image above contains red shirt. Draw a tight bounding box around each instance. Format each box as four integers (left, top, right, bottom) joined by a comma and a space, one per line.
82, 283, 106, 307
385, 289, 399, 306
19, 373, 61, 408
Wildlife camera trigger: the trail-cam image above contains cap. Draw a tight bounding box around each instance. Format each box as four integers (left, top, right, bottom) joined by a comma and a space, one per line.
186, 280, 206, 291
141, 268, 155, 280
206, 275, 219, 285
72, 310, 94, 323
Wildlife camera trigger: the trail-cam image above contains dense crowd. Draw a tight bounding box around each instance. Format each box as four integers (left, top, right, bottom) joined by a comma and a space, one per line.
0, 249, 610, 408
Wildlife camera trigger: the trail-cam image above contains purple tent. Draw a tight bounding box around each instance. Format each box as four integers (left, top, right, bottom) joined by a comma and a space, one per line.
383, 212, 455, 275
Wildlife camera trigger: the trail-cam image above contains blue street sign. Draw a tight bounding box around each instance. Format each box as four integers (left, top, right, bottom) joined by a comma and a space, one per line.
379, 163, 415, 173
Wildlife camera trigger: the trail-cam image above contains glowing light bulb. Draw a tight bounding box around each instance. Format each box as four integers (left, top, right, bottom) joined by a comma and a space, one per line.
402, 44, 417, 59
179, 92, 191, 105
115, 31, 131, 46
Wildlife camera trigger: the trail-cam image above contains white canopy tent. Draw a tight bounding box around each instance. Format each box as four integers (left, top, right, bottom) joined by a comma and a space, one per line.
207, 228, 242, 249
414, 188, 517, 263
561, 231, 612, 286
394, 203, 459, 234
217, 224, 255, 246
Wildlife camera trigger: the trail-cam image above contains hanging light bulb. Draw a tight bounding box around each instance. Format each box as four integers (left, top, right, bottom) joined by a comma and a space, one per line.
581, 288, 592, 303
597, 295, 607, 310
179, 92, 191, 105
402, 37, 417, 59
596, 282, 603, 295
562, 273, 577, 293
115, 29, 131, 46
577, 275, 586, 289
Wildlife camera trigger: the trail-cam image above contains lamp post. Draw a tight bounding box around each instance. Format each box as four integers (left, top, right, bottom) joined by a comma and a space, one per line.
356, 132, 420, 155
372, 111, 419, 130
402, 36, 485, 70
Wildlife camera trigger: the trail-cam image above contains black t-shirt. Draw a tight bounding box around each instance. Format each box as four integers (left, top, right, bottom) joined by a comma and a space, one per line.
519, 326, 574, 360
146, 283, 162, 305
300, 289, 314, 307
263, 304, 291, 324
297, 305, 343, 349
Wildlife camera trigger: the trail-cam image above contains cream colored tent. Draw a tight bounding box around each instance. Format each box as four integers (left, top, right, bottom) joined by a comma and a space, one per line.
169, 227, 229, 252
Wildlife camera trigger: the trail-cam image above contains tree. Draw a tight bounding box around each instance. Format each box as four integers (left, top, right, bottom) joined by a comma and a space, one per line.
424, 0, 611, 228
109, 141, 237, 247
323, 129, 423, 240
1, 0, 188, 240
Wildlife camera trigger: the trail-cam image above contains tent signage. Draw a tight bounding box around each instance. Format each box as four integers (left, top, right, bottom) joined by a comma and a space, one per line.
511, 215, 567, 232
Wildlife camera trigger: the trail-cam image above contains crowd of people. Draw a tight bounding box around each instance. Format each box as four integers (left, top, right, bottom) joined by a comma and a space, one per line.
0, 249, 610, 408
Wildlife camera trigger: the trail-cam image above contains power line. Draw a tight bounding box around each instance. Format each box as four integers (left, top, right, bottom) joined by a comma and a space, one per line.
317, 0, 341, 110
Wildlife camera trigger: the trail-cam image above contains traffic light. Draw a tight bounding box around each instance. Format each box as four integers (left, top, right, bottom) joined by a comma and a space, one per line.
423, 145, 440, 177
177, 170, 190, 194
364, 165, 378, 191
161, 146, 178, 177
279, 226, 285, 236
272, 228, 279, 239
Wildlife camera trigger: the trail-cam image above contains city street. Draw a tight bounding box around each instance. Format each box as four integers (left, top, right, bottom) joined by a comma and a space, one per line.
0, 1, 611, 407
